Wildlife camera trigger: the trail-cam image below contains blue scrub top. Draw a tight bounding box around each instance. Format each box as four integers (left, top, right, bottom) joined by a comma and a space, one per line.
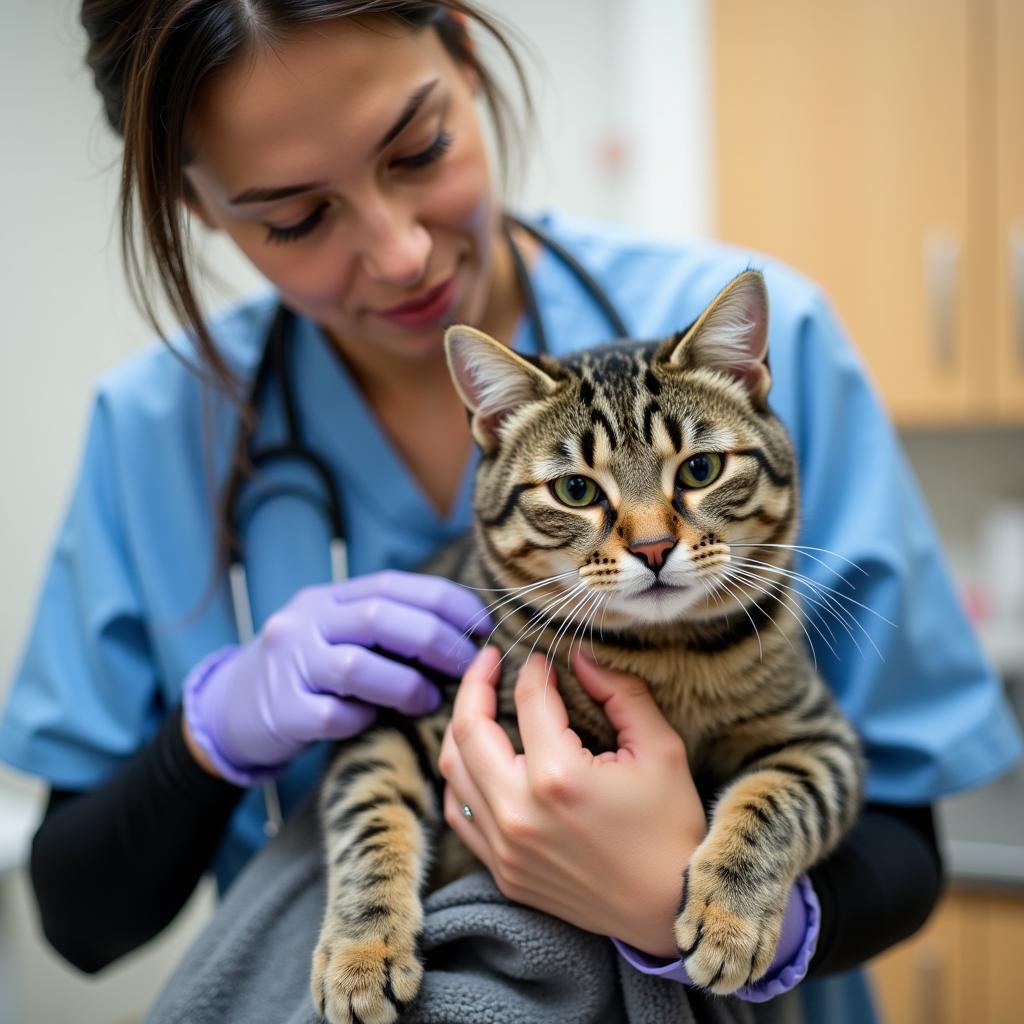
2, 212, 1020, 1021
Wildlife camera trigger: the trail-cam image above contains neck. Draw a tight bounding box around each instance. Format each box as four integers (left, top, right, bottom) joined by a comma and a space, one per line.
341, 343, 452, 409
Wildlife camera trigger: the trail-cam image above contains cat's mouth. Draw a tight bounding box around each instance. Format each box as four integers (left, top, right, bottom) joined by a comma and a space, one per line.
643, 581, 679, 596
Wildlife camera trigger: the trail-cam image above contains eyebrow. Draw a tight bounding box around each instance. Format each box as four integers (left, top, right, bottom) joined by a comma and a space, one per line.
227, 79, 441, 206
375, 78, 439, 154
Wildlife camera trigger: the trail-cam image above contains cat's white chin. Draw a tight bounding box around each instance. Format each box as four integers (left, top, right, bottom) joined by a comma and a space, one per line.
607, 582, 708, 625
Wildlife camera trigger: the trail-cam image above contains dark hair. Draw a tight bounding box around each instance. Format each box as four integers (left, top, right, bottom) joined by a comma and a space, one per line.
80, 0, 532, 397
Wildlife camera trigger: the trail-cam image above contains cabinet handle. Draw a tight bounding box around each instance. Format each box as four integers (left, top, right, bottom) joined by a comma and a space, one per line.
925, 228, 959, 367
1012, 221, 1024, 369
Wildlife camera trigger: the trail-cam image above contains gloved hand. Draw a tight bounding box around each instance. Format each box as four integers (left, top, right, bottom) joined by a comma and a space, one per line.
183, 571, 490, 786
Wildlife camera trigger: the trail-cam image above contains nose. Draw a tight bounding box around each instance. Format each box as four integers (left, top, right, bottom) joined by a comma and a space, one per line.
627, 536, 677, 571
358, 203, 431, 287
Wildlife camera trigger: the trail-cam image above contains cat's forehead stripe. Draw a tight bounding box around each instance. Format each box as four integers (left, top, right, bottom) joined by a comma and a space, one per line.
590, 407, 619, 450
580, 429, 596, 468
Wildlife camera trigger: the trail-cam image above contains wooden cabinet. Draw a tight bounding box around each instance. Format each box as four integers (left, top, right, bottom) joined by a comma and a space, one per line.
712, 0, 1024, 425
994, 0, 1024, 416
870, 888, 1024, 1024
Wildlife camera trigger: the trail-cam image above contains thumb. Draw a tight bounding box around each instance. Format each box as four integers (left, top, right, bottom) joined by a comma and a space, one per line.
571, 650, 679, 756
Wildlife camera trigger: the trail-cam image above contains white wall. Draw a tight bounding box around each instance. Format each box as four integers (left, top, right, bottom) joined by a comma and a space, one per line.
483, 0, 712, 238
0, 2, 711, 1022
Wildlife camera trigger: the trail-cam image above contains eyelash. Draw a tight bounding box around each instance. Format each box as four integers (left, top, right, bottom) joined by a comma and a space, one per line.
264, 203, 329, 245
263, 130, 455, 245
398, 128, 453, 170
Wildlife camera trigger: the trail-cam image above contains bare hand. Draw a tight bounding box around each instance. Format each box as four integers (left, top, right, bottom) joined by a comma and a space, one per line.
439, 646, 707, 958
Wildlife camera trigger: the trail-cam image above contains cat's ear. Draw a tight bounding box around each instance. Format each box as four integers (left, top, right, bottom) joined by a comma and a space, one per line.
660, 270, 772, 409
445, 325, 560, 451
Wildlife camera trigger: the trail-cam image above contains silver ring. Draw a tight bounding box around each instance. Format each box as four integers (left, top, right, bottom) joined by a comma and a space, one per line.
461, 803, 474, 821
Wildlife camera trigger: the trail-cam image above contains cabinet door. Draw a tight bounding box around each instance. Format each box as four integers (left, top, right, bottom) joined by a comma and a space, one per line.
986, 893, 1024, 1022
871, 889, 1024, 1023
870, 893, 972, 1024
994, 0, 1024, 419
712, 0, 979, 424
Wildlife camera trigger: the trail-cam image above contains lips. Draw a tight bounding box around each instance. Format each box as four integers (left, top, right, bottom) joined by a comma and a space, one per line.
375, 274, 458, 328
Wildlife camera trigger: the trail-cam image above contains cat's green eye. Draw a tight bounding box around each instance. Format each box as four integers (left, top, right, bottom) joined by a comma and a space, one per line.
551, 475, 602, 507
678, 453, 723, 489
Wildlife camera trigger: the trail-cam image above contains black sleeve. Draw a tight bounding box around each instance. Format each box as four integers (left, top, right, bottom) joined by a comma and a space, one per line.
32, 723, 940, 979
29, 706, 244, 973
808, 801, 944, 976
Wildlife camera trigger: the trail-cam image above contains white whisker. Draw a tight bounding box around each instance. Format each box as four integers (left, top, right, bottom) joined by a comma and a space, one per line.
732, 555, 895, 627
457, 575, 575, 593
546, 587, 593, 665
461, 569, 579, 640
505, 582, 589, 671
584, 594, 608, 663
540, 587, 598, 704
725, 567, 818, 670
570, 590, 604, 666
724, 561, 843, 655
712, 574, 765, 662
723, 566, 838, 665
468, 573, 582, 656
729, 542, 869, 580
728, 560, 847, 653
717, 569, 803, 661
729, 556, 887, 660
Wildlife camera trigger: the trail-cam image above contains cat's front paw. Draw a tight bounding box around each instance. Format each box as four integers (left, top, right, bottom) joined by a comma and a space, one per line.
311, 935, 422, 1024
673, 852, 788, 995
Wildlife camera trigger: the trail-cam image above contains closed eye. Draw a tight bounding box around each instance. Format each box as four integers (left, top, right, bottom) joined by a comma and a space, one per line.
393, 129, 453, 170
265, 202, 329, 244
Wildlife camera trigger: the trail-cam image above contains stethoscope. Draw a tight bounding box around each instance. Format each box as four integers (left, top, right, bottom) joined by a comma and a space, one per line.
224, 214, 630, 836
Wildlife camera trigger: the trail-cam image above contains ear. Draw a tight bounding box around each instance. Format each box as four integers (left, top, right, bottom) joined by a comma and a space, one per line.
445, 325, 560, 451
659, 270, 772, 409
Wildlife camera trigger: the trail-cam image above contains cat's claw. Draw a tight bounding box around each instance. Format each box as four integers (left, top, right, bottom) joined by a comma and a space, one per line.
311, 936, 423, 1024
673, 859, 786, 995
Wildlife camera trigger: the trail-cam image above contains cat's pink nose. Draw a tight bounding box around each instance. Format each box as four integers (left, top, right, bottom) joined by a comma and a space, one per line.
627, 536, 677, 570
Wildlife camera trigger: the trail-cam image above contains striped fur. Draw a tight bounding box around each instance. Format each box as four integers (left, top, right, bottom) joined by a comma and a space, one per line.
311, 272, 865, 1020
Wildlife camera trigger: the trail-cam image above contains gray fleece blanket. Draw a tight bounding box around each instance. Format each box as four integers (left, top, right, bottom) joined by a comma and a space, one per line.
147, 800, 801, 1024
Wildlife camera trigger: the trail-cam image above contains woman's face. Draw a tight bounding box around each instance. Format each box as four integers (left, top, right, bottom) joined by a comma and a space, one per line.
185, 17, 498, 365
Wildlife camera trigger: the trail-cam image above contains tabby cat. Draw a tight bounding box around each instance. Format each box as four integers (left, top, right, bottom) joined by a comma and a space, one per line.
310, 271, 865, 1024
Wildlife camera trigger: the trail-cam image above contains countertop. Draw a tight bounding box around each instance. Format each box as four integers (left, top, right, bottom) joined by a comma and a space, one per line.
937, 670, 1024, 888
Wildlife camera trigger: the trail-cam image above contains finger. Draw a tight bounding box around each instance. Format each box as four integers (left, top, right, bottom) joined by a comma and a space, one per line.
438, 732, 499, 843
298, 694, 378, 742
571, 650, 678, 755
443, 785, 496, 872
313, 644, 442, 716
320, 598, 480, 677
513, 655, 574, 756
450, 646, 519, 772
333, 572, 494, 635
444, 787, 553, 915
452, 646, 502, 720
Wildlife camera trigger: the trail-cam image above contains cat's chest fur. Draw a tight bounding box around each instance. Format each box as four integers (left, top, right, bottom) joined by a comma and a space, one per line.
484, 625, 795, 775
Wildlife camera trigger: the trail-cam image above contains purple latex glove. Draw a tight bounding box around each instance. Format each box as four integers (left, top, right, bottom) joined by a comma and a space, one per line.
183, 571, 490, 786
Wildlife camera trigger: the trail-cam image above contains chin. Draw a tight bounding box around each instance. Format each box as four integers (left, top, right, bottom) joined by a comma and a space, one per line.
604, 584, 709, 626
